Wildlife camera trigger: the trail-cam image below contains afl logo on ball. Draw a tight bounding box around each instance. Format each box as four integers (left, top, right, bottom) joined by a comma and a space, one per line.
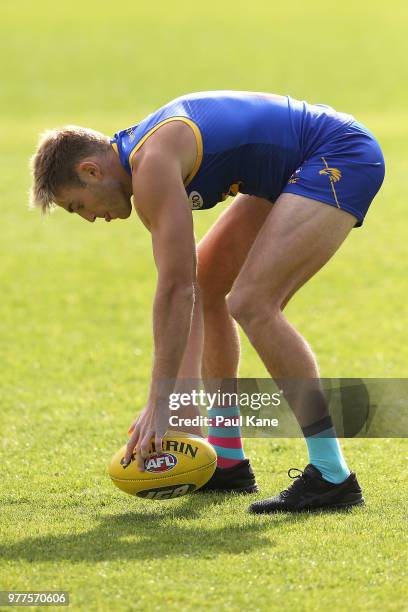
144, 453, 178, 473
189, 191, 204, 209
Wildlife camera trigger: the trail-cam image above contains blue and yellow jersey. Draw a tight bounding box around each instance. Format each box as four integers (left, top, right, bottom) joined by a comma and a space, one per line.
110, 91, 356, 210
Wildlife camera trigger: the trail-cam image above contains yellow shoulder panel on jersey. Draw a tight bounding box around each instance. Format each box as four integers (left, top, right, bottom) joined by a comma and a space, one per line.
127, 117, 203, 187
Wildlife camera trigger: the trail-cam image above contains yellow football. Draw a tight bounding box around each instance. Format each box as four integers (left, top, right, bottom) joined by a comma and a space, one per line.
108, 431, 217, 500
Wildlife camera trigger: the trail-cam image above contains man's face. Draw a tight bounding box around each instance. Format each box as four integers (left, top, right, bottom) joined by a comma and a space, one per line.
56, 158, 133, 223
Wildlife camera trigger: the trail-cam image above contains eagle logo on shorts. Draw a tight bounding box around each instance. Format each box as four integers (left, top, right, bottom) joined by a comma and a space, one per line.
319, 160, 342, 183
319, 157, 342, 209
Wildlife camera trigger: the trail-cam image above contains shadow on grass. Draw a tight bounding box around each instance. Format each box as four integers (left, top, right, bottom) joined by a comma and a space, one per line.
0, 495, 318, 563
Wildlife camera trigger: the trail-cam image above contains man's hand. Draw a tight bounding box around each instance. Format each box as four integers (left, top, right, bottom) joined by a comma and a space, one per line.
124, 401, 170, 471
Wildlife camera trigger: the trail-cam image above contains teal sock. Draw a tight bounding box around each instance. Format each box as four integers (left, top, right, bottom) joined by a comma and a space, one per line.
305, 426, 350, 484
207, 406, 245, 468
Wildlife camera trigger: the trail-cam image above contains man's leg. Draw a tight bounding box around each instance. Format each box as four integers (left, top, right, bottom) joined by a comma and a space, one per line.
197, 195, 271, 379
167, 194, 269, 436
197, 196, 271, 489
180, 196, 271, 489
175, 193, 270, 410
225, 194, 364, 511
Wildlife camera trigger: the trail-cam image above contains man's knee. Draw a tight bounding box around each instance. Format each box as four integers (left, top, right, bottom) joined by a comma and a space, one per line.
226, 287, 256, 327
227, 285, 281, 331
196, 243, 234, 304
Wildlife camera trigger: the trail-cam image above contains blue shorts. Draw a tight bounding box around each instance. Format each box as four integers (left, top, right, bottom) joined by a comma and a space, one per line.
282, 121, 385, 227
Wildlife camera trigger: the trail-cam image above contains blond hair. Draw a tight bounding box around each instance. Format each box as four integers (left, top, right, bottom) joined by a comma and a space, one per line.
29, 125, 110, 214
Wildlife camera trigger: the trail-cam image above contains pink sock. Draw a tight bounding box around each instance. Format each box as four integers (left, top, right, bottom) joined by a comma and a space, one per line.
207, 407, 245, 469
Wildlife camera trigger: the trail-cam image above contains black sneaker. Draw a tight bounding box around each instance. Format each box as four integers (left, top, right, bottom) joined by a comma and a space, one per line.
197, 459, 259, 494
248, 464, 364, 513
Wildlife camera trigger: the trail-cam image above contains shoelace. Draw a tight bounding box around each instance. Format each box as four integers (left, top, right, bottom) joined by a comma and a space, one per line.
288, 468, 304, 479
280, 467, 308, 498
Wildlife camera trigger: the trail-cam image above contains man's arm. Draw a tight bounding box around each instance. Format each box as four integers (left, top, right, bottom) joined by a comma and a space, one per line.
124, 144, 196, 467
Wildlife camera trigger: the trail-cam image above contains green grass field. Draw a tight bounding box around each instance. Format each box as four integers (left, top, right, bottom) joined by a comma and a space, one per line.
1, 1, 407, 610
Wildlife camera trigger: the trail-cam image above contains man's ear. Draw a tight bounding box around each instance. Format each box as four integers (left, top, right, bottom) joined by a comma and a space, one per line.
77, 160, 102, 183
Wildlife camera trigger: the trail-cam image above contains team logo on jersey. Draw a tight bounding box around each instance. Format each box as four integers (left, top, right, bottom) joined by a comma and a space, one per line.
221, 181, 243, 201
126, 127, 135, 143
319, 159, 342, 182
144, 453, 178, 473
189, 191, 204, 209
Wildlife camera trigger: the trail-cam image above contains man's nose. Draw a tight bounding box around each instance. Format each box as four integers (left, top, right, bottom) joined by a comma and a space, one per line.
80, 211, 96, 222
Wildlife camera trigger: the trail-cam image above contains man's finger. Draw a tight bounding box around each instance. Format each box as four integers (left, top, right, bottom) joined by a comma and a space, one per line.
136, 452, 145, 471
124, 430, 139, 464
155, 433, 163, 455
123, 447, 133, 466
135, 441, 145, 471
128, 420, 140, 438
140, 432, 153, 459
